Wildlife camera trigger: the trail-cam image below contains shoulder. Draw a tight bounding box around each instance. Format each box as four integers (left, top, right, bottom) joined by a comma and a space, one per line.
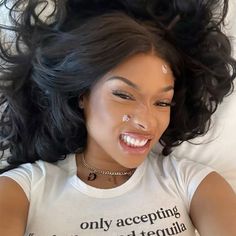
0, 176, 29, 235
0, 154, 76, 200
190, 171, 236, 235
148, 150, 213, 178
147, 151, 214, 209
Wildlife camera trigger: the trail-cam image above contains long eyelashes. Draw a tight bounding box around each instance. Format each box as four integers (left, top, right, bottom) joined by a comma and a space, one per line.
112, 90, 175, 107
112, 90, 134, 100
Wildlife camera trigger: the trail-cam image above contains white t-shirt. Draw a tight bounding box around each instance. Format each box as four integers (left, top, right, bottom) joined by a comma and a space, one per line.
1, 152, 213, 236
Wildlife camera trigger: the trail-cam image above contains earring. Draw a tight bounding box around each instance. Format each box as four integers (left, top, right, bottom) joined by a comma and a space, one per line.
122, 114, 131, 122
79, 100, 84, 109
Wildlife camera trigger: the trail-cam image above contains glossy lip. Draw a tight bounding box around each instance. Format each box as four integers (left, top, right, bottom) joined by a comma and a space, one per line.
118, 132, 153, 154
120, 132, 154, 140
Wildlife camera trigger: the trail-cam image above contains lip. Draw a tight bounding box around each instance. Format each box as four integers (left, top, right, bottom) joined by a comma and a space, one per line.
118, 132, 153, 154
120, 132, 154, 140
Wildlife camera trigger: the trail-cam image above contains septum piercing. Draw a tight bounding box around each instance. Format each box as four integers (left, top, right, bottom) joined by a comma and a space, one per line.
122, 114, 131, 122
162, 64, 168, 74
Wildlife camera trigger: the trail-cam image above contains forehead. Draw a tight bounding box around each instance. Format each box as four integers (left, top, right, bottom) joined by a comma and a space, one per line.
99, 53, 175, 90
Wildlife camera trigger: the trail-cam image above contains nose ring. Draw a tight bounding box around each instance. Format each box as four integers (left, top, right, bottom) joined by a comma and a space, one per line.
122, 114, 131, 122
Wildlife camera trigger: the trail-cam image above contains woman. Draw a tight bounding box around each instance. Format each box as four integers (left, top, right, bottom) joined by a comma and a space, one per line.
0, 0, 236, 235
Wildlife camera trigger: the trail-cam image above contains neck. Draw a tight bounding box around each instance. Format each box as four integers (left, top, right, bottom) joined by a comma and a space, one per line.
76, 153, 136, 189
82, 145, 133, 172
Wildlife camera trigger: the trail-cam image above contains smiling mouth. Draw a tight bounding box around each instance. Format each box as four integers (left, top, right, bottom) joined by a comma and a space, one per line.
120, 134, 150, 148
119, 133, 151, 154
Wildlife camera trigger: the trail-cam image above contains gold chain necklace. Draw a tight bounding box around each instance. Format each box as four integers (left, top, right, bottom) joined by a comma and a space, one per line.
81, 153, 135, 181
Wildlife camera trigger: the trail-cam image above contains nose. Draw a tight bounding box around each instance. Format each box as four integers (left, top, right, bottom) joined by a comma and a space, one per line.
132, 109, 156, 132
133, 117, 150, 131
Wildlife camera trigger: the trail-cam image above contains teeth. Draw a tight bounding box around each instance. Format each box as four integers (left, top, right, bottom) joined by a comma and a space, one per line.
121, 135, 149, 147
127, 136, 131, 143
134, 140, 140, 146
130, 138, 136, 146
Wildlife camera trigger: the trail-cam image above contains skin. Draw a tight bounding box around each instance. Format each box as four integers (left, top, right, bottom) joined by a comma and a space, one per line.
0, 177, 29, 235
82, 53, 174, 171
190, 172, 236, 236
0, 53, 236, 235
77, 53, 174, 188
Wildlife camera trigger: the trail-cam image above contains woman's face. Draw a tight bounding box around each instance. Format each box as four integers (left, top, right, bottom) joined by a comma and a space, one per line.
82, 53, 175, 169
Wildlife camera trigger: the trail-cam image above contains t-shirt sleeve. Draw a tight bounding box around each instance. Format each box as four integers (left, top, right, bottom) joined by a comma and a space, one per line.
0, 162, 41, 201
163, 154, 214, 211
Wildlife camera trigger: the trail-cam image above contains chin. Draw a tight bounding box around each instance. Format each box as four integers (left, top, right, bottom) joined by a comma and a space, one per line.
119, 156, 147, 169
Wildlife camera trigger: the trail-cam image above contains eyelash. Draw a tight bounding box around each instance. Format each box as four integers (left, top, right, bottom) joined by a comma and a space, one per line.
112, 90, 135, 100
112, 90, 175, 107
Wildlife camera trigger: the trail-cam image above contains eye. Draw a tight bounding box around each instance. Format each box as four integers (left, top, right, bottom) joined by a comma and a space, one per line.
155, 100, 175, 107
112, 90, 135, 100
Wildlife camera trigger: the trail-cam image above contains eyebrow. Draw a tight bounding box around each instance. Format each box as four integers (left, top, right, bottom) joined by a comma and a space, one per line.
107, 76, 174, 93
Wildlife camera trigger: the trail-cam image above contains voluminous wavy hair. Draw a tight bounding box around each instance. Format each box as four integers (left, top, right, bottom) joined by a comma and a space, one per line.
0, 0, 235, 173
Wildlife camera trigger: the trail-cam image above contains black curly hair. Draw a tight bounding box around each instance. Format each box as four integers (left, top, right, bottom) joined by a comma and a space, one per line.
0, 0, 235, 173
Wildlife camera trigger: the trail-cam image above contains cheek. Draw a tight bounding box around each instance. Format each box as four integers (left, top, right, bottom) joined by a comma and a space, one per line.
85, 97, 123, 133
156, 111, 171, 135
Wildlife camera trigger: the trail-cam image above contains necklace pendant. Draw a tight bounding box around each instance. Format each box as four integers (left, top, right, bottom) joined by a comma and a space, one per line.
88, 172, 97, 181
